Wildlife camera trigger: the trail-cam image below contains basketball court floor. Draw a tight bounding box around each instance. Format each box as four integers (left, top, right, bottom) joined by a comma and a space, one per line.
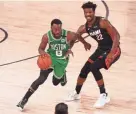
0, 1, 136, 114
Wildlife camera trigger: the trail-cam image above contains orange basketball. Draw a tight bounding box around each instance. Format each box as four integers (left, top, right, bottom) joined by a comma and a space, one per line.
37, 54, 52, 70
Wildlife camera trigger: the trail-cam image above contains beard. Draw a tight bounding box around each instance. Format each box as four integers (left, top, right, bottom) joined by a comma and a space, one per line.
86, 16, 94, 22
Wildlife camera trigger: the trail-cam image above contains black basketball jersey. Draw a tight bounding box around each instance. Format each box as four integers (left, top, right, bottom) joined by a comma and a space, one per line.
85, 16, 113, 50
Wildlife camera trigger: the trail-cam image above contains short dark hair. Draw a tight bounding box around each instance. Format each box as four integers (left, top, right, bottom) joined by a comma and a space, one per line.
82, 1, 97, 11
55, 103, 68, 114
51, 19, 62, 26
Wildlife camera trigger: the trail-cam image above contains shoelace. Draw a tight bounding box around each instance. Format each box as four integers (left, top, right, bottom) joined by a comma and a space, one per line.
97, 94, 106, 101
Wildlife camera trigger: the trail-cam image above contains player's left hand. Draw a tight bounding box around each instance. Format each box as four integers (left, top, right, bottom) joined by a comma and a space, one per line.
65, 49, 74, 58
106, 52, 114, 61
105, 51, 115, 69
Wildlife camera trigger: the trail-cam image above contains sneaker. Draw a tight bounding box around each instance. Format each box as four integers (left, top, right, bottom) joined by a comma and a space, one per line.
16, 99, 28, 111
61, 72, 67, 86
65, 90, 81, 101
93, 93, 110, 108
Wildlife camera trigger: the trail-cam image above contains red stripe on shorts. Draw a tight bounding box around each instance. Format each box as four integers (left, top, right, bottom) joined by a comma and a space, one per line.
105, 47, 121, 69
88, 58, 94, 63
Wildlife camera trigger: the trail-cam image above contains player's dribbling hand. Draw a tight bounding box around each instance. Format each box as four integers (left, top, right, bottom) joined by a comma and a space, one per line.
84, 42, 91, 51
65, 49, 74, 58
40, 52, 50, 58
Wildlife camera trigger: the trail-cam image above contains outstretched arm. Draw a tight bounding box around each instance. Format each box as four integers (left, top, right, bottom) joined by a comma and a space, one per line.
64, 31, 77, 57
76, 25, 91, 51
76, 25, 87, 44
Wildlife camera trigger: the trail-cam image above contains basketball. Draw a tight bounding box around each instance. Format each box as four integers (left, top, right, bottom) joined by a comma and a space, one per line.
37, 54, 52, 70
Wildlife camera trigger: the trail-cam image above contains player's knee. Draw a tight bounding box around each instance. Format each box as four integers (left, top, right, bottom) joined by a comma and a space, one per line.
38, 78, 46, 85
31, 77, 45, 90
92, 70, 103, 81
79, 72, 88, 78
31, 70, 51, 89
38, 71, 48, 84
79, 62, 92, 78
79, 61, 99, 78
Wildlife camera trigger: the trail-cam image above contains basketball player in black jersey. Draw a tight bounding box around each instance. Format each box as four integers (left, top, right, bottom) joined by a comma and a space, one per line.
66, 1, 121, 108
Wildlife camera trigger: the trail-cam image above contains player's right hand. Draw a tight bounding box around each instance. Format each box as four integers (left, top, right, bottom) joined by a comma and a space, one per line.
65, 49, 74, 58
39, 51, 50, 58
83, 42, 91, 51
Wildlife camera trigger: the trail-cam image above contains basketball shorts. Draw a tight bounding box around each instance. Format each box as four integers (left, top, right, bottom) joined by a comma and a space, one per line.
50, 56, 69, 79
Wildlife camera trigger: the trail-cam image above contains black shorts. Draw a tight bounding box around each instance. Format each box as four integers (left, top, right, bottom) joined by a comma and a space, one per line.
88, 47, 121, 69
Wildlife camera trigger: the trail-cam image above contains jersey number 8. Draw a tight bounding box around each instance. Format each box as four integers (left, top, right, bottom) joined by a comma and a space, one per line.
56, 50, 62, 57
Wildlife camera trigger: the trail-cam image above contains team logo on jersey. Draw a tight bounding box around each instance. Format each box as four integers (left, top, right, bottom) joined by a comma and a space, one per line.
50, 44, 66, 50
89, 29, 101, 36
89, 29, 104, 41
